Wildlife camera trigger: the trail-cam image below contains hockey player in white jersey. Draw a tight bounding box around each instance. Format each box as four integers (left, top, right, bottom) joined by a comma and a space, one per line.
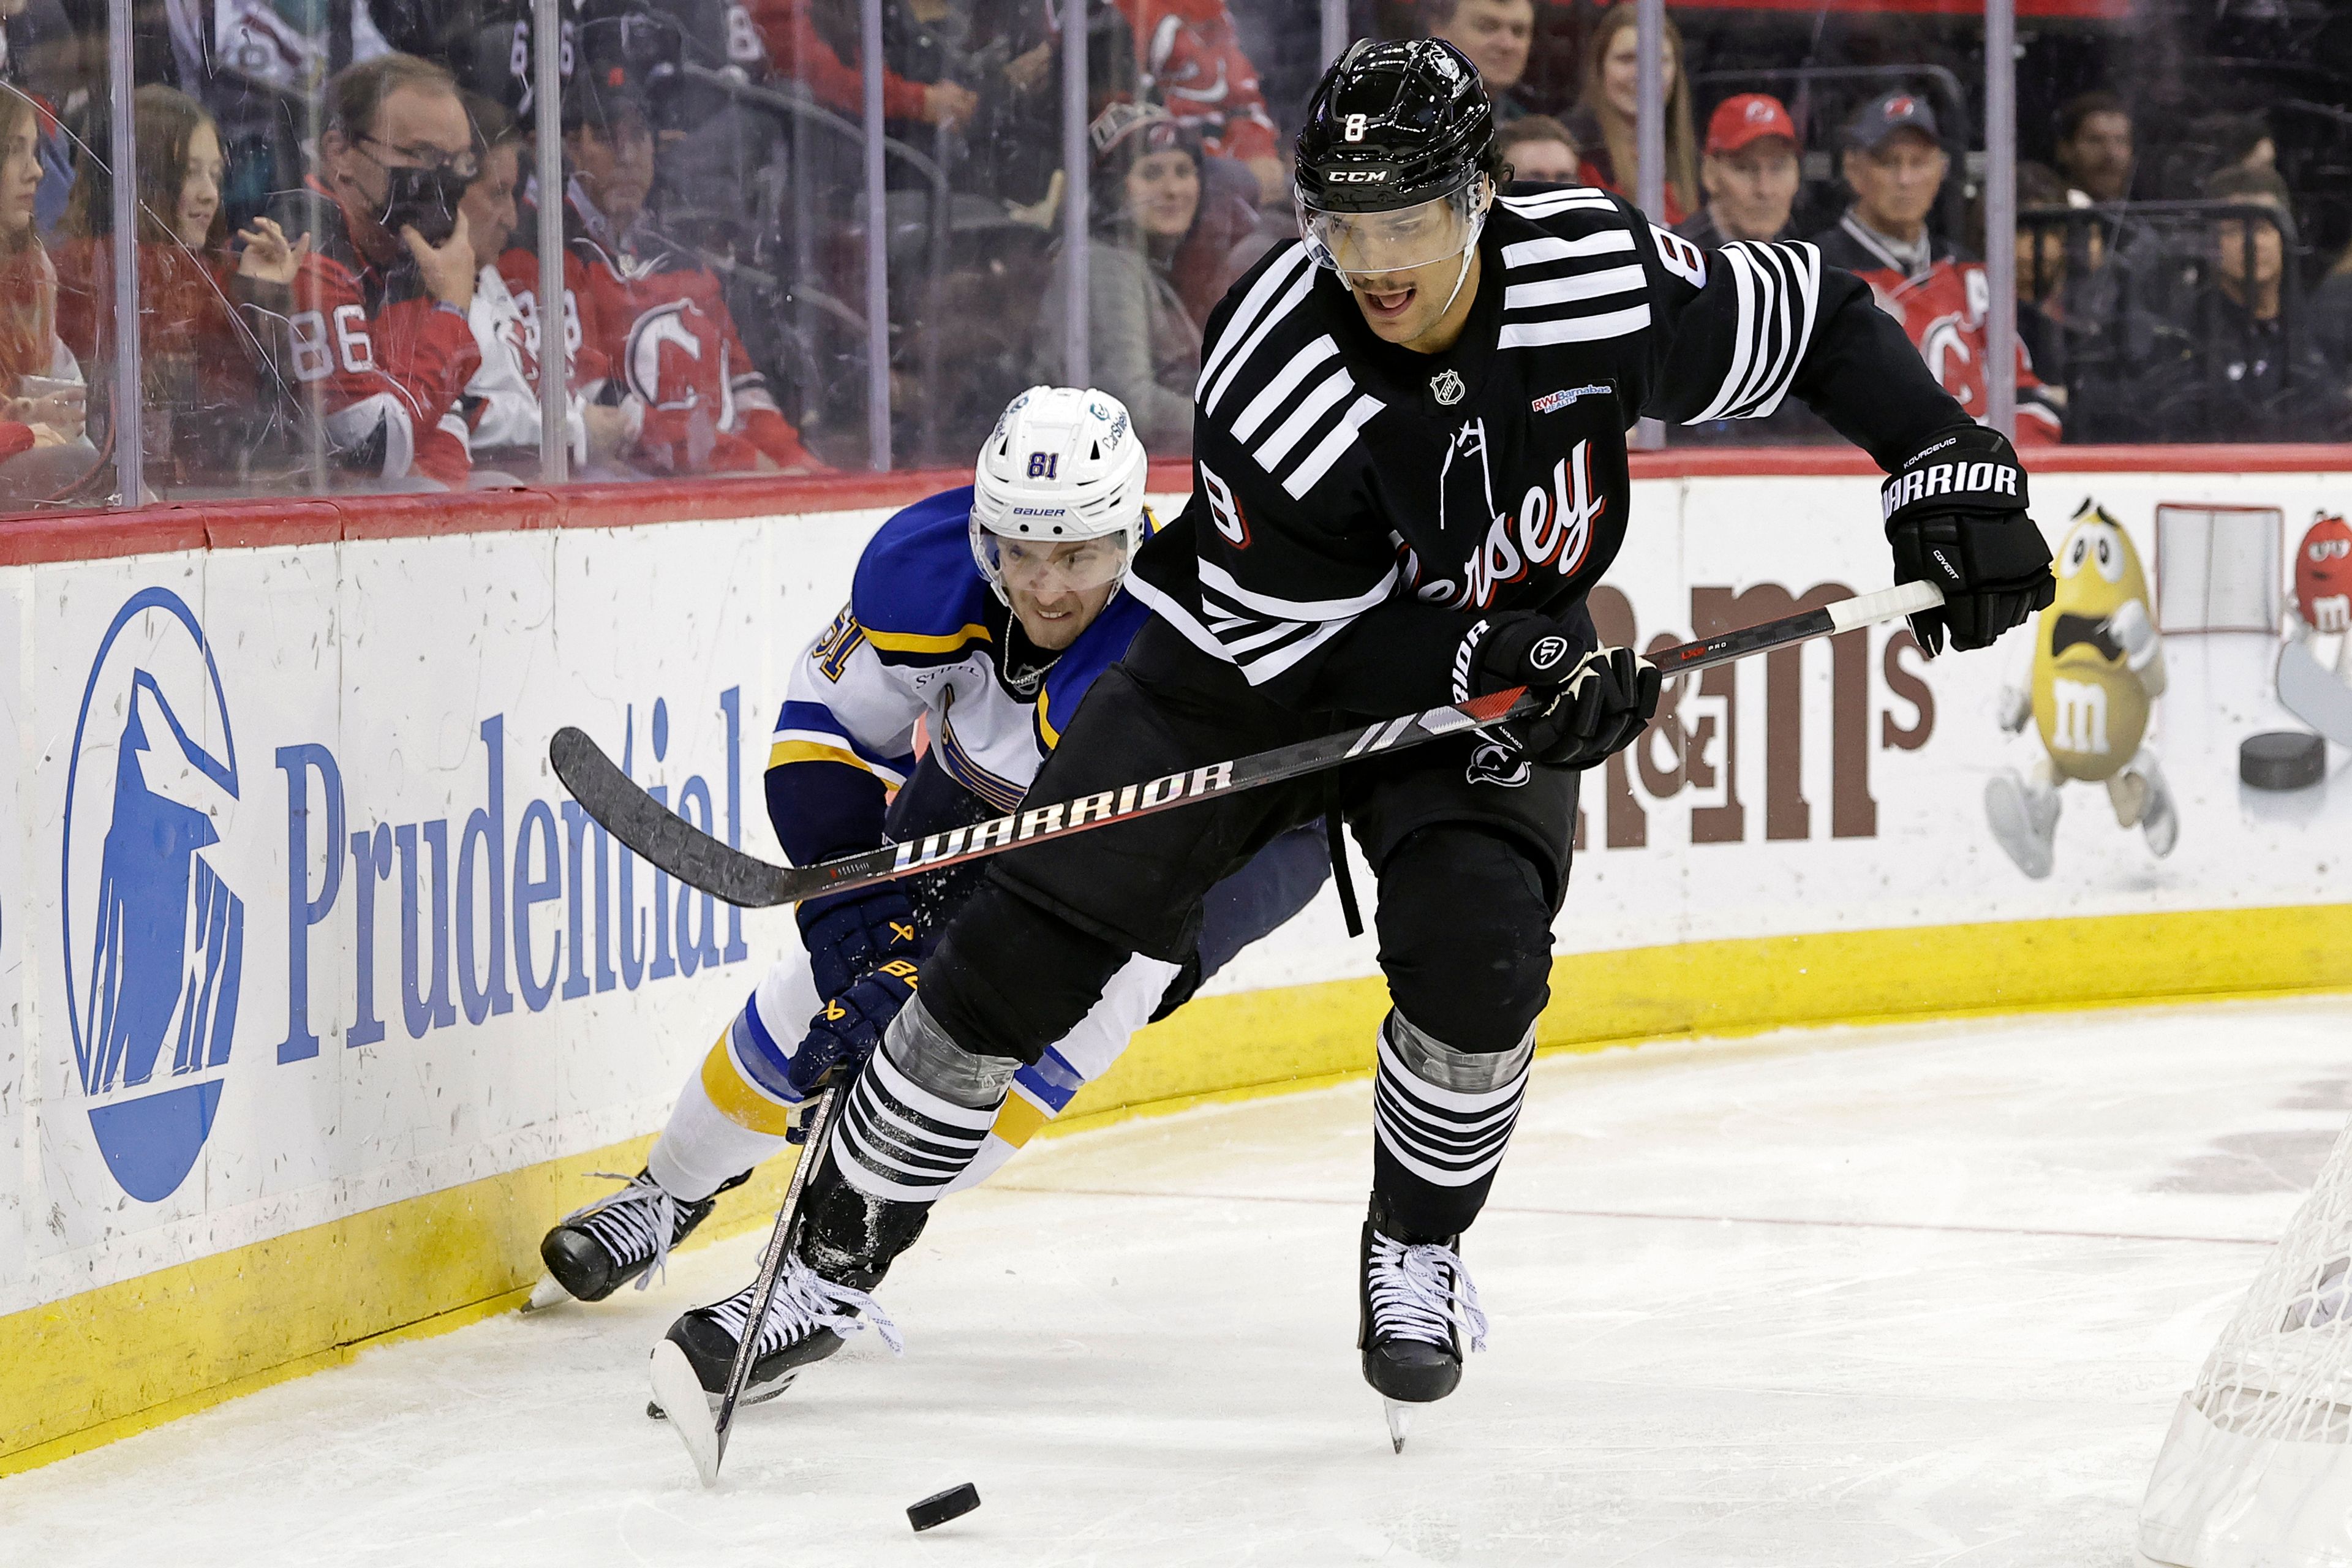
535, 388, 1329, 1388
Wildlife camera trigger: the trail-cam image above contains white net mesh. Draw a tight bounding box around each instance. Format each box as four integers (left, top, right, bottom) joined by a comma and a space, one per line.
2157, 505, 2284, 635
2188, 1115, 2352, 1447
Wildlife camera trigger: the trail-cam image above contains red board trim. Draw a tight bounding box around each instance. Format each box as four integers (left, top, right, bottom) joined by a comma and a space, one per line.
0, 447, 2341, 569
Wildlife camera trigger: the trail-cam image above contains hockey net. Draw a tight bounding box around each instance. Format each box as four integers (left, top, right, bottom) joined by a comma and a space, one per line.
2141, 1114, 2352, 1567
2155, 505, 2284, 636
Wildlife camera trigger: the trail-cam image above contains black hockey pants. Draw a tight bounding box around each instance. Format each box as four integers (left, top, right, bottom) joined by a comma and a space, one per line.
921, 619, 1576, 1238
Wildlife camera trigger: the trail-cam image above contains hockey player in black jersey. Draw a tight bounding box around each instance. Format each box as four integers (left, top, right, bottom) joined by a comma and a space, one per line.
710, 39, 2056, 1446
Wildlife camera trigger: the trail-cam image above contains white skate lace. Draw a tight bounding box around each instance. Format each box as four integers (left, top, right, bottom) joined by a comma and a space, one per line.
709, 1257, 906, 1360
560, 1172, 683, 1292
1367, 1232, 1489, 1353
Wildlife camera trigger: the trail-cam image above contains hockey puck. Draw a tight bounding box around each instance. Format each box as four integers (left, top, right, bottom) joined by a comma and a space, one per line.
907, 1482, 981, 1532
2242, 730, 2326, 791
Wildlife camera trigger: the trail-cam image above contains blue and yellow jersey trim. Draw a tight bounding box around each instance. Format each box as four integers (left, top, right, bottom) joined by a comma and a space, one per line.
851, 487, 995, 669
1033, 589, 1152, 754
767, 698, 915, 786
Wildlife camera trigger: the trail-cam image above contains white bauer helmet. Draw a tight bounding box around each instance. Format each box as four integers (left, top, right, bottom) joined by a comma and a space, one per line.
970, 386, 1150, 605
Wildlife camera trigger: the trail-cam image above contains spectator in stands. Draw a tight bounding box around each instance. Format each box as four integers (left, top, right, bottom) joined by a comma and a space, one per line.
748, 0, 978, 135
2188, 112, 2275, 185
1565, 2, 1695, 225
505, 66, 820, 476
456, 93, 633, 478
1676, 92, 1799, 249
1112, 0, 1284, 206
2312, 234, 2352, 396
1424, 0, 1537, 123
2125, 167, 2352, 443
2008, 160, 2103, 395
1496, 115, 1578, 186
243, 53, 483, 491
54, 85, 257, 491
1669, 92, 1820, 445
0, 83, 89, 499
1811, 90, 2063, 443
2053, 91, 2133, 205
1033, 101, 1200, 452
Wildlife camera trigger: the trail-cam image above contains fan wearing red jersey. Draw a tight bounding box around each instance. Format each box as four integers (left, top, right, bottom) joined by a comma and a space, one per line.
496, 70, 821, 477
246, 54, 483, 489
1113, 0, 1283, 205
1811, 90, 2063, 445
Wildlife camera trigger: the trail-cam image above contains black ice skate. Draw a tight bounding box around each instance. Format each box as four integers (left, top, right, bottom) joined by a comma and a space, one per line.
660, 1255, 903, 1409
535, 1169, 744, 1305
1359, 1196, 1489, 1453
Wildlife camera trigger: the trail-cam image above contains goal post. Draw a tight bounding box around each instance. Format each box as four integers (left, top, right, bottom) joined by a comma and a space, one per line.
2141, 1115, 2352, 1567
2155, 505, 2285, 637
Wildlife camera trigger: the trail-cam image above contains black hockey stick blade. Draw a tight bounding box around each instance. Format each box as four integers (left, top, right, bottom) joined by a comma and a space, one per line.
551, 725, 798, 906
556, 581, 1942, 913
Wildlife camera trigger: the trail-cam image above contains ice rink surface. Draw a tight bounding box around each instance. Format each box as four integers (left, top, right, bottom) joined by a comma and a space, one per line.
10, 996, 2352, 1567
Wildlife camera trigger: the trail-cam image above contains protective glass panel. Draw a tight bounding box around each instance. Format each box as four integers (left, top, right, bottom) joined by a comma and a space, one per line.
2015, 4, 2352, 445
528, 0, 844, 479
0, 77, 111, 508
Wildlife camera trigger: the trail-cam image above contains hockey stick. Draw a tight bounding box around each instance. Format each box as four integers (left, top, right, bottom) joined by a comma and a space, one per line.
649, 1082, 848, 1487
2278, 636, 2352, 748
554, 580, 1944, 911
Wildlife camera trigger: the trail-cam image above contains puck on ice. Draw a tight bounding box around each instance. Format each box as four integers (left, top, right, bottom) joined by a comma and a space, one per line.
907, 1482, 981, 1532
2241, 730, 2326, 791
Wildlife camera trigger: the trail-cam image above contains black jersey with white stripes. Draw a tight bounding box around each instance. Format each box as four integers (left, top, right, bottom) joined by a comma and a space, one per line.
1126, 184, 1976, 717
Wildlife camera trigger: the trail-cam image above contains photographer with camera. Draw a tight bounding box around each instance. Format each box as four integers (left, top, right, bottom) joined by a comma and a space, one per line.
241, 53, 484, 491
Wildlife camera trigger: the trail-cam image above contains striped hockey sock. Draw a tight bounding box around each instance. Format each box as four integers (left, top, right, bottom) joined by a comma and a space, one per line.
1370, 1010, 1534, 1239
829, 997, 1015, 1205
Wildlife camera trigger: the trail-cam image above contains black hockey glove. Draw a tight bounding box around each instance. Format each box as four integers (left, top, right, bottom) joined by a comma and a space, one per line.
788, 957, 921, 1121
1464, 614, 1660, 770
1883, 426, 2055, 655
796, 886, 919, 1000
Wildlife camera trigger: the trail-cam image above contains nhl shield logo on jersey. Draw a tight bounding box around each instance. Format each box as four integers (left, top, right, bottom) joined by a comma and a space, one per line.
61, 586, 246, 1203
1430, 369, 1466, 407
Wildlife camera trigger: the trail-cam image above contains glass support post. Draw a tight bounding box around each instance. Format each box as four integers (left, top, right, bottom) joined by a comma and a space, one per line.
105, 0, 141, 505
862, 0, 891, 470
1632, 0, 1666, 450
1321, 0, 1349, 72
1983, 0, 2018, 440
535, 0, 569, 481
1061, 0, 1091, 392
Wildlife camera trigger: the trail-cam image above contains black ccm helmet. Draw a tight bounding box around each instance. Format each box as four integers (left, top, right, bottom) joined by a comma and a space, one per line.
1294, 40, 1500, 292
1295, 39, 1496, 216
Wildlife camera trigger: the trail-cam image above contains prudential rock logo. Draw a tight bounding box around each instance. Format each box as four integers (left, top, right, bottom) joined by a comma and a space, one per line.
61, 587, 245, 1203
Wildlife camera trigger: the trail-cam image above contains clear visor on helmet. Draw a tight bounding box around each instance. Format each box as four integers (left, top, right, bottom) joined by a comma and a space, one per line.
1298, 178, 1488, 282
972, 524, 1131, 598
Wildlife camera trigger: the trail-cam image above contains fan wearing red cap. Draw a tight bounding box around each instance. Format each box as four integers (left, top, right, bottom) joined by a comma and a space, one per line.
1675, 93, 1800, 251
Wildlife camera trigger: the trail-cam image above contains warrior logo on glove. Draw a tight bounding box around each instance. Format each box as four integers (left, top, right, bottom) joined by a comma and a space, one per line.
1882, 427, 2056, 655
